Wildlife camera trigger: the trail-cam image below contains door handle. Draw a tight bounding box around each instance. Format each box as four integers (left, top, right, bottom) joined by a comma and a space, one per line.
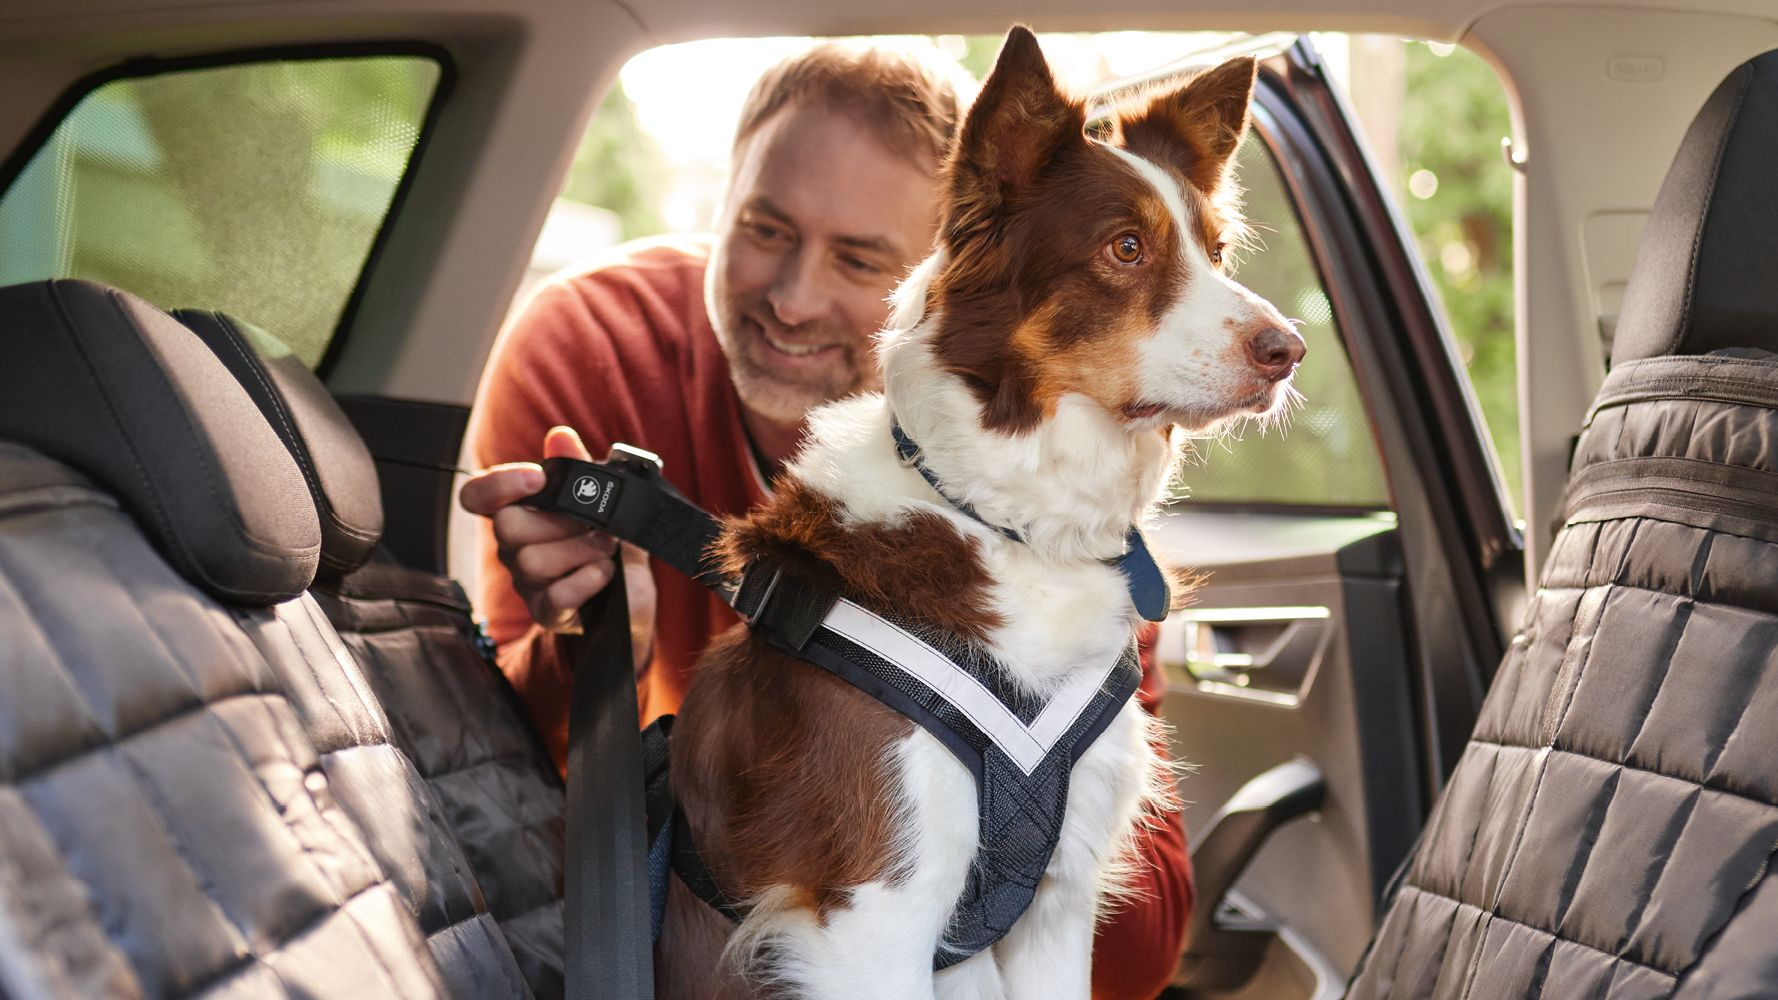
1164, 606, 1330, 705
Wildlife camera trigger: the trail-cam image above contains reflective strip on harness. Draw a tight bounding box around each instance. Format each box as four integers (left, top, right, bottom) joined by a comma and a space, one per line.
821, 599, 1122, 777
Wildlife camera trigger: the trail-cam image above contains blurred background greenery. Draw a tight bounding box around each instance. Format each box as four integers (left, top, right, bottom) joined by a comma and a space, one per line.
1394, 40, 1517, 509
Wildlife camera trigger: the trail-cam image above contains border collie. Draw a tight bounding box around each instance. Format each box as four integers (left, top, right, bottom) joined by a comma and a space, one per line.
661, 26, 1304, 1000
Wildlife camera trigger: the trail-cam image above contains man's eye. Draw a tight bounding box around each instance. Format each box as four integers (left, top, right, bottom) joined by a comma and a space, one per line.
1107, 232, 1144, 265
1211, 241, 1228, 266
838, 255, 881, 276
745, 220, 788, 242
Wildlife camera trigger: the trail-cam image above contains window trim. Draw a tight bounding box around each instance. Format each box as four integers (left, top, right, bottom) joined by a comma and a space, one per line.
0, 41, 456, 375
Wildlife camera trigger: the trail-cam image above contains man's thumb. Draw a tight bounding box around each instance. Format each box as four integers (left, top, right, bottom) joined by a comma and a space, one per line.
543, 425, 593, 462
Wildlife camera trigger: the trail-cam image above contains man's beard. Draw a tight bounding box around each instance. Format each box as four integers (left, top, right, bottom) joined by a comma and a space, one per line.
707, 280, 876, 425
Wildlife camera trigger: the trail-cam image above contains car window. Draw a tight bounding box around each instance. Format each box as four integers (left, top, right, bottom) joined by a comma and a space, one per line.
0, 53, 443, 370
1173, 134, 1391, 510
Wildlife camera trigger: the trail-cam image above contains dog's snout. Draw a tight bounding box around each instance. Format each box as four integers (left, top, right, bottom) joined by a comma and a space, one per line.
1244, 326, 1306, 382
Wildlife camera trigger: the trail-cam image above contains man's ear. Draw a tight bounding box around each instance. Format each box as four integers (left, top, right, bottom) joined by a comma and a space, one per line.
1124, 56, 1257, 193
949, 26, 1082, 204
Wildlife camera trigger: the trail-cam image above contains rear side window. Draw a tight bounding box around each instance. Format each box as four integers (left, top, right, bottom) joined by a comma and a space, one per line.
0, 53, 442, 368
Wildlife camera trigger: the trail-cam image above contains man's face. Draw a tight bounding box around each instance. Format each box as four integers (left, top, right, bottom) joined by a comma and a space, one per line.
708, 101, 942, 426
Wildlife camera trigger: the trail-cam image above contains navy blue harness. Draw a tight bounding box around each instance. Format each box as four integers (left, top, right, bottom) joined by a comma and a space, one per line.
524, 431, 1158, 966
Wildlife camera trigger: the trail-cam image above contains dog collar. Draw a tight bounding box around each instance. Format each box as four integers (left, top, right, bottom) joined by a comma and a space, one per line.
890, 421, 1170, 622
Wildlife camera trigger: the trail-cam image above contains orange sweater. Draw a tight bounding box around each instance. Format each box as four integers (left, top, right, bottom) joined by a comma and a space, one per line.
468, 237, 1194, 999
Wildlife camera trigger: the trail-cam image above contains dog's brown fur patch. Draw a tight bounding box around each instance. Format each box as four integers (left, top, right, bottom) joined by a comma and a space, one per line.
664, 476, 1003, 985
714, 477, 1002, 643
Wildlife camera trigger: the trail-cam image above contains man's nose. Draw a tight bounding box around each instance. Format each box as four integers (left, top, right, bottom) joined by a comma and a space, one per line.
1244, 324, 1306, 382
767, 249, 832, 328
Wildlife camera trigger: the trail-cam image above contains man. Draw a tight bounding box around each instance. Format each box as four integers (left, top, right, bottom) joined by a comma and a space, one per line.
460, 42, 1192, 999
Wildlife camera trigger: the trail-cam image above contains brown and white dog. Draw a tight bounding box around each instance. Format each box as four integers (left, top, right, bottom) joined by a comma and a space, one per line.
660, 27, 1304, 1000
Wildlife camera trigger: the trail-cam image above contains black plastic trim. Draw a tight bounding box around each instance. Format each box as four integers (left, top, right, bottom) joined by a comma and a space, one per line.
1254, 45, 1514, 797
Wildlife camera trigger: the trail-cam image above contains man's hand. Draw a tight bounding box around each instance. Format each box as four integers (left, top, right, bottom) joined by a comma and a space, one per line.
460, 427, 657, 667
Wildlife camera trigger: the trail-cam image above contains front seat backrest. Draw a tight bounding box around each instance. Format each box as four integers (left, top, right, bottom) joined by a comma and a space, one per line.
1347, 50, 1778, 999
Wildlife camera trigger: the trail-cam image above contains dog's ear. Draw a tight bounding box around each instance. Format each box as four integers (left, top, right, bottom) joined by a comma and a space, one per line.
1122, 56, 1257, 194
949, 27, 1083, 205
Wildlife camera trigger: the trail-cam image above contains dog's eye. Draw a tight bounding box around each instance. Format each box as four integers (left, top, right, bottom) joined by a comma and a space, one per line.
1211, 242, 1228, 266
1108, 233, 1144, 265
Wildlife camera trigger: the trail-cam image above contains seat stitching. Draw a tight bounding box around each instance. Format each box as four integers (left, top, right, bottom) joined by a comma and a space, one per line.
239, 692, 386, 898
210, 316, 321, 507
423, 751, 559, 786
338, 884, 427, 995
1452, 744, 1556, 1000
1460, 739, 1778, 812
1673, 837, 1778, 985
1390, 884, 1680, 981
1617, 786, 1701, 964
10, 691, 272, 788
1534, 573, 1773, 618
104, 737, 254, 949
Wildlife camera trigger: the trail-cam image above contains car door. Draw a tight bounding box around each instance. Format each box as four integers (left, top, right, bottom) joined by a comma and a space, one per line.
1093, 38, 1523, 998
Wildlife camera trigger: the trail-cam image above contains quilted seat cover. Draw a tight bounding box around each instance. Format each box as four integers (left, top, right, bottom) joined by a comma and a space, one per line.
0, 444, 474, 998
1347, 355, 1778, 999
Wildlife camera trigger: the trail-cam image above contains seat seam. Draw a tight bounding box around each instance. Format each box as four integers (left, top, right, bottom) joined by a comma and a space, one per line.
10, 691, 275, 788
1389, 884, 1681, 981
1460, 739, 1778, 812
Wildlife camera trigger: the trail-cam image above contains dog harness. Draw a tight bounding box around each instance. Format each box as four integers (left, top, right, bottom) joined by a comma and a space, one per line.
524, 435, 1151, 966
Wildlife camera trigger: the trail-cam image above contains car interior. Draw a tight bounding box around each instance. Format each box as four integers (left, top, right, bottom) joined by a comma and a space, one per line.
0, 0, 1774, 997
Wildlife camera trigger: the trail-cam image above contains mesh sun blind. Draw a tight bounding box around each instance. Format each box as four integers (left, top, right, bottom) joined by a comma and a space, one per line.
0, 54, 442, 369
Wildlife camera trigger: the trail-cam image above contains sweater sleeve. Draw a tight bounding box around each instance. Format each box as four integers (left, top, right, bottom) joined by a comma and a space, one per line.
466, 274, 640, 770
1090, 623, 1195, 1000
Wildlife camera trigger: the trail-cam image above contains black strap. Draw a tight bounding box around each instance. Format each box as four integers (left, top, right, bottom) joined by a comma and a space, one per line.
731, 562, 839, 650
526, 447, 728, 589
670, 806, 746, 923
564, 559, 654, 1000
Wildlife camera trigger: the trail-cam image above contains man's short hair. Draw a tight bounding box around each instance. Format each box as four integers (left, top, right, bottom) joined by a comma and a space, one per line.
733, 42, 969, 167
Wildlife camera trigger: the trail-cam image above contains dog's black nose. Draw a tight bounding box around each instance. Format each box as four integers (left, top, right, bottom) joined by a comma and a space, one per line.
1245, 325, 1306, 382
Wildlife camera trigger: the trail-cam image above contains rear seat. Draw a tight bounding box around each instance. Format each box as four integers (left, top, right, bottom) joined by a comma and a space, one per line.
174, 308, 568, 995
0, 280, 560, 998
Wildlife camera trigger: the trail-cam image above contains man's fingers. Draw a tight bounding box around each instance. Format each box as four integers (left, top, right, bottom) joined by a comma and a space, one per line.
513, 532, 621, 585
539, 558, 617, 625
491, 503, 605, 550
459, 463, 546, 516
544, 425, 593, 462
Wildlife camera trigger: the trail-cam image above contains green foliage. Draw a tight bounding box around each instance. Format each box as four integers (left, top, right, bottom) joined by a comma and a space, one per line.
1396, 41, 1520, 509
560, 83, 666, 240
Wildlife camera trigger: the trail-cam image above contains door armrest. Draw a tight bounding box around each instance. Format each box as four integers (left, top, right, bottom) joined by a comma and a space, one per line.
1177, 759, 1327, 993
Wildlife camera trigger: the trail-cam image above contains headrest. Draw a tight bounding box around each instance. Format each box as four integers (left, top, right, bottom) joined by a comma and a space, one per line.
1614, 50, 1778, 365
174, 310, 384, 578
0, 281, 319, 604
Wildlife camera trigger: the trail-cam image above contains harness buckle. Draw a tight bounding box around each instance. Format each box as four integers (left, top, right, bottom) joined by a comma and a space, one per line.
733, 565, 783, 626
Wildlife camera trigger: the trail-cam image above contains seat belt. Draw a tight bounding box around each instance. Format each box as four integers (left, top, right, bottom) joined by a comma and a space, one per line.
539, 444, 723, 1000
564, 556, 654, 1000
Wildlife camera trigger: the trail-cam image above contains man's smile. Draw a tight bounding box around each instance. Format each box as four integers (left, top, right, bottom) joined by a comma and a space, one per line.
748, 315, 845, 367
